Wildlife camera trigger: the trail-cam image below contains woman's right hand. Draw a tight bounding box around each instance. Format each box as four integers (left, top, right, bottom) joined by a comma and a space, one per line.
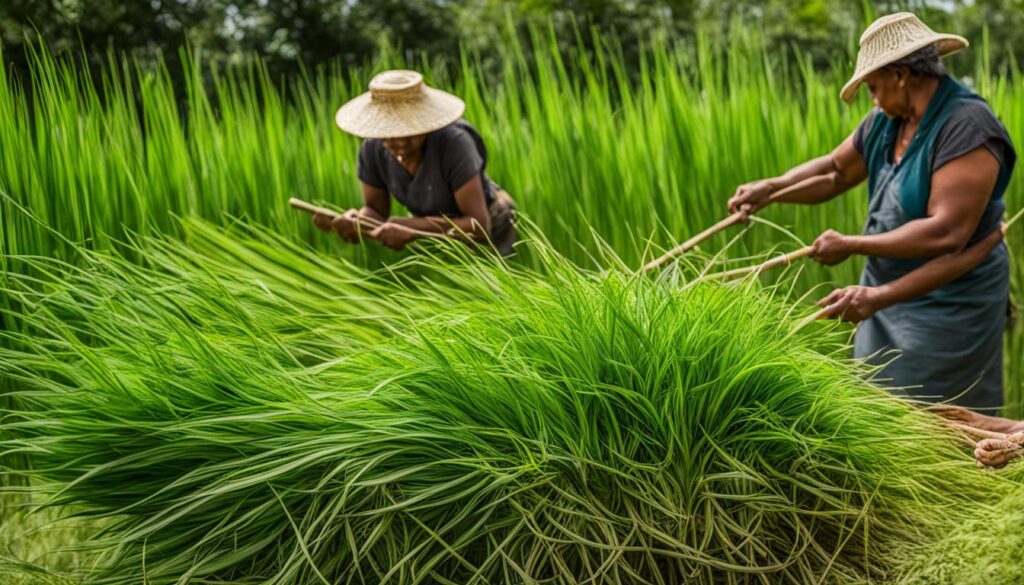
728, 180, 775, 219
312, 211, 336, 232
331, 209, 364, 244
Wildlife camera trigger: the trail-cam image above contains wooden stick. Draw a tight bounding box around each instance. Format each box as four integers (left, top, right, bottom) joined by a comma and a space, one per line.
705, 245, 814, 281
288, 197, 449, 240
642, 190, 800, 273
289, 197, 340, 218
289, 197, 384, 228
642, 212, 745, 273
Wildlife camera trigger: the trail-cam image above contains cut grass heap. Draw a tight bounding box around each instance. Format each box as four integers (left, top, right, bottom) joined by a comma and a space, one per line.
0, 221, 1008, 583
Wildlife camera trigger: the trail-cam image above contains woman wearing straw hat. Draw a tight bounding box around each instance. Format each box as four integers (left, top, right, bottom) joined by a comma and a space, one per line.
728, 13, 1017, 410
313, 70, 518, 256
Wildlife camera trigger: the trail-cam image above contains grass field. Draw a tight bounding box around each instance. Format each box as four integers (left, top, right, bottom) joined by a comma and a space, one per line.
1, 28, 1023, 583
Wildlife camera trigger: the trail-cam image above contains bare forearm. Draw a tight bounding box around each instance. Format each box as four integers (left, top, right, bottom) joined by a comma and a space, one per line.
766, 154, 836, 193
970, 414, 1024, 434
730, 137, 866, 217
851, 146, 997, 261
847, 217, 970, 259
772, 173, 852, 205
870, 228, 1002, 307
388, 215, 487, 239
358, 206, 387, 222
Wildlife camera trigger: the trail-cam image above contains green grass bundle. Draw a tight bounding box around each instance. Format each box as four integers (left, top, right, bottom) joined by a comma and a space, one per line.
0, 222, 1007, 583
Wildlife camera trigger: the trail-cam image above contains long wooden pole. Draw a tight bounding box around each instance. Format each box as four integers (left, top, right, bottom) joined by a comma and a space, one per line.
288, 197, 449, 240
705, 245, 814, 281
642, 212, 746, 273
288, 197, 369, 223
642, 191, 799, 273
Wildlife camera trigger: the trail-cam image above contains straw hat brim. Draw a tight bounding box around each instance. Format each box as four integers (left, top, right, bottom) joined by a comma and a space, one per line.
840, 34, 968, 103
335, 87, 466, 139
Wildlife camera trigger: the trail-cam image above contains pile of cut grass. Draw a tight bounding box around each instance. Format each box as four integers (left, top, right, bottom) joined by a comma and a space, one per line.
0, 220, 1007, 584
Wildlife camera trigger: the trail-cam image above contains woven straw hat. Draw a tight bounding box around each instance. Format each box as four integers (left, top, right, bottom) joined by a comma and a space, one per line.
840, 13, 967, 103
335, 70, 465, 139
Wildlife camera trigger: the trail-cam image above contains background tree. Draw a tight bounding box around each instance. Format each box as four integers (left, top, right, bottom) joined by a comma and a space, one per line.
0, 1, 1017, 89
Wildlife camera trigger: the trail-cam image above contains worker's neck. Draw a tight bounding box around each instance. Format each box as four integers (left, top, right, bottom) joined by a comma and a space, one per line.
906, 76, 941, 124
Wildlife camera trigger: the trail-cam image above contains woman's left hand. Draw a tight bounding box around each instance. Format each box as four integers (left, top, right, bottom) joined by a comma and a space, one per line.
369, 222, 417, 250
811, 229, 855, 265
816, 285, 886, 324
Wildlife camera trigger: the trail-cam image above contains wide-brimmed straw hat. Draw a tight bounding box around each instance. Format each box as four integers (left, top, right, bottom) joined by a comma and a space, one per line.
840, 13, 968, 103
335, 70, 465, 139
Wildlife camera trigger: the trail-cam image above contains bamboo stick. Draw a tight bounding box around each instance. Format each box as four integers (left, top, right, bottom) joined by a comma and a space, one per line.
706, 245, 814, 281
642, 190, 799, 273
288, 197, 449, 240
642, 212, 745, 273
288, 197, 354, 220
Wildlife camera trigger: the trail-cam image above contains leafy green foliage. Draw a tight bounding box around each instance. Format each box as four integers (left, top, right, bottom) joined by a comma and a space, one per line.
3, 2, 1021, 81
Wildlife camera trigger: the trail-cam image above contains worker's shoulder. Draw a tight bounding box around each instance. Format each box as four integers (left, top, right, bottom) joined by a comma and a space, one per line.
858, 106, 884, 133
359, 137, 387, 159
947, 98, 1003, 128
937, 97, 1013, 150
430, 120, 487, 161
431, 120, 479, 145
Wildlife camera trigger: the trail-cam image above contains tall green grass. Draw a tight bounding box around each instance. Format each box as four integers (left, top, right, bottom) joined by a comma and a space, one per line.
0, 221, 1014, 583
2, 31, 1021, 411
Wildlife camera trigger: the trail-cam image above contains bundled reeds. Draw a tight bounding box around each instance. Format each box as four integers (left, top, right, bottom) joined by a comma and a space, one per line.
0, 221, 1010, 583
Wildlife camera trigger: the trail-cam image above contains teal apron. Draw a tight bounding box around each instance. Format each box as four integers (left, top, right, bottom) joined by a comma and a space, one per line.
854, 75, 1014, 410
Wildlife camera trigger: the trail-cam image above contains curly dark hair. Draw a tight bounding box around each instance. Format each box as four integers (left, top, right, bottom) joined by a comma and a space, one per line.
883, 44, 947, 78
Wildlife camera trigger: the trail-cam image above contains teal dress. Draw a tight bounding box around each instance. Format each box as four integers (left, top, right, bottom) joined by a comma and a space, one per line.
854, 75, 1016, 410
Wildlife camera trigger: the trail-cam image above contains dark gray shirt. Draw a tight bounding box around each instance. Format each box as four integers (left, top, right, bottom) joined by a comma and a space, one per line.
853, 100, 1013, 170
357, 120, 494, 217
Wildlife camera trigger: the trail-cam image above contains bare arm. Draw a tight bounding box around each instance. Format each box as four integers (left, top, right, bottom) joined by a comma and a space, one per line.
385, 174, 491, 239
311, 182, 391, 242
728, 132, 868, 216
368, 175, 491, 250
872, 223, 1003, 305
359, 183, 390, 221
932, 403, 1024, 434
846, 147, 999, 258
770, 135, 868, 204
817, 224, 1004, 323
